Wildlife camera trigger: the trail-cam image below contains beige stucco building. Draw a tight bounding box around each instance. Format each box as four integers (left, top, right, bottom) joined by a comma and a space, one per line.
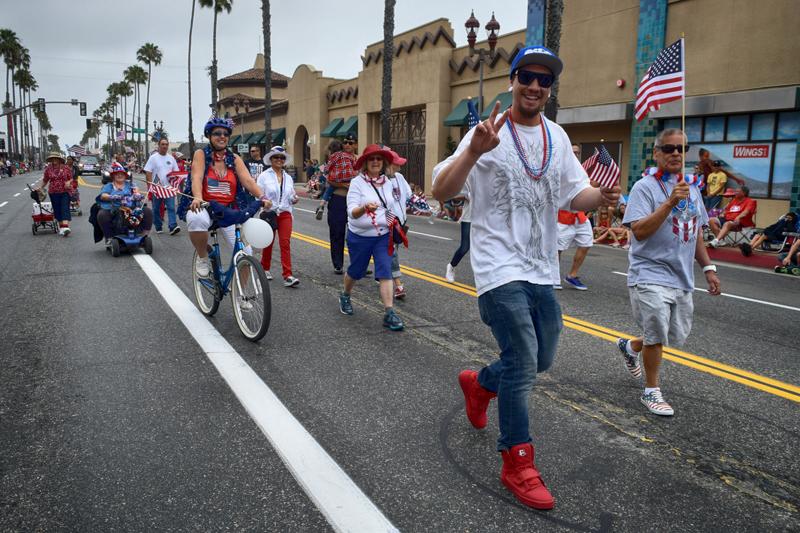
217, 0, 799, 224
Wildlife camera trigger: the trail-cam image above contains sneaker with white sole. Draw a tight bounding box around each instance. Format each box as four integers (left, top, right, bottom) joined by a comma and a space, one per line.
564, 276, 587, 290
236, 295, 253, 310
708, 238, 720, 248
104, 238, 112, 248
641, 389, 674, 416
169, 226, 181, 235
265, 270, 273, 281
195, 257, 210, 277
284, 276, 300, 287
617, 338, 642, 379
445, 263, 455, 283
62, 227, 71, 237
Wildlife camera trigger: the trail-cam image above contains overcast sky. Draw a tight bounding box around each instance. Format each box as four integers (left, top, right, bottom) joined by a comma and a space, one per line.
4, 0, 526, 149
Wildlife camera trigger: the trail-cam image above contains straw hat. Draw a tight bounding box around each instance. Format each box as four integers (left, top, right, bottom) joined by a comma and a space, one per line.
46, 152, 66, 163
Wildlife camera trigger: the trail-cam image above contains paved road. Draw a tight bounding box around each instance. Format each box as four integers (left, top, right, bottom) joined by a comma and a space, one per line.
1, 172, 798, 532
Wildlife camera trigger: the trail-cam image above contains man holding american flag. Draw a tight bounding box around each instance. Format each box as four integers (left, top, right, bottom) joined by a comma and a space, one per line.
144, 136, 182, 235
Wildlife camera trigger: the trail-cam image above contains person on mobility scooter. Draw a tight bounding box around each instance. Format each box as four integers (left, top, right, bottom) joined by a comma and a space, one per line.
89, 162, 154, 256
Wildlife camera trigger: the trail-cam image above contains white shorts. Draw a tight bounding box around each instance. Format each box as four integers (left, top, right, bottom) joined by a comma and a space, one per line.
629, 283, 693, 347
557, 220, 593, 251
186, 209, 252, 254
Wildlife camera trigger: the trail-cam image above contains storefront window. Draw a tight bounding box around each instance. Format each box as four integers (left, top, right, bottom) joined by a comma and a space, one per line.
685, 118, 702, 142
704, 116, 725, 142
777, 111, 799, 140
727, 115, 749, 141
664, 118, 680, 131
771, 143, 796, 199
750, 113, 775, 140
689, 143, 772, 198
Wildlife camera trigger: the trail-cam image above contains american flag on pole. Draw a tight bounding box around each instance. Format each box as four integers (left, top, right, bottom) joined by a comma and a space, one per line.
148, 182, 179, 199
167, 169, 189, 191
67, 144, 87, 156
583, 146, 620, 189
634, 38, 685, 121
467, 98, 480, 130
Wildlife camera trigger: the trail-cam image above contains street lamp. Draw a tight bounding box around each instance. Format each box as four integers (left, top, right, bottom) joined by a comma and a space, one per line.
465, 10, 501, 114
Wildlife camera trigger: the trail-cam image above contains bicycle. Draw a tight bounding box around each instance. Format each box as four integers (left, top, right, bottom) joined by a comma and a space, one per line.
191, 219, 271, 341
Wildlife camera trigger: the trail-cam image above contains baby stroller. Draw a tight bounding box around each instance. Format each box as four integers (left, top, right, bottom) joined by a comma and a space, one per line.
28, 184, 58, 235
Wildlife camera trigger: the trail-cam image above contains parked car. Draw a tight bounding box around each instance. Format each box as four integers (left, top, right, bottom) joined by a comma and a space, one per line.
78, 155, 101, 175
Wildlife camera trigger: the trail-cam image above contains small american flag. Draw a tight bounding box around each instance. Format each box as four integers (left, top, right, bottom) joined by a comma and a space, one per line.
148, 182, 179, 199
168, 170, 188, 191
581, 150, 599, 172
635, 38, 684, 121
585, 146, 620, 189
467, 98, 480, 130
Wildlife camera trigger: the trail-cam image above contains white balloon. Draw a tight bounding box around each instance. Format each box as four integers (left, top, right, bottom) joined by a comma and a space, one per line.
242, 217, 274, 248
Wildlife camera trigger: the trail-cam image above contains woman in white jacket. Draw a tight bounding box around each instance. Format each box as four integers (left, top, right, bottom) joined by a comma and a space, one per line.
257, 146, 300, 287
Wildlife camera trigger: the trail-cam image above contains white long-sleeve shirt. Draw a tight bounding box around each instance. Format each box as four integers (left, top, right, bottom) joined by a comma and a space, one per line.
256, 167, 296, 215
346, 174, 398, 237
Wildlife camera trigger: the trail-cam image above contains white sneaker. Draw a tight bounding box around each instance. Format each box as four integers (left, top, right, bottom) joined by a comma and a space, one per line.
237, 295, 253, 310
709, 238, 720, 248
62, 227, 71, 237
445, 263, 455, 283
283, 276, 300, 287
265, 270, 273, 281
195, 257, 210, 277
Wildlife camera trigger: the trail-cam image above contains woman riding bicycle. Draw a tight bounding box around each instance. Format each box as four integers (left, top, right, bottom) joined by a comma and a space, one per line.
183, 117, 271, 277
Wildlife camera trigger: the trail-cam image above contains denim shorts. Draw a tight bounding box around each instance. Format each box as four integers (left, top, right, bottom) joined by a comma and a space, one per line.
346, 231, 392, 280
629, 283, 693, 347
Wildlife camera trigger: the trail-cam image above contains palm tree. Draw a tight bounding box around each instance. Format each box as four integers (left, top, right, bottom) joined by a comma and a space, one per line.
46, 133, 59, 153
107, 83, 120, 148
13, 69, 35, 158
137, 42, 163, 156
380, 0, 396, 144
261, 0, 271, 146
0, 28, 19, 107
199, 0, 234, 113
124, 65, 148, 154
543, 0, 563, 121
188, 0, 198, 153
117, 80, 134, 142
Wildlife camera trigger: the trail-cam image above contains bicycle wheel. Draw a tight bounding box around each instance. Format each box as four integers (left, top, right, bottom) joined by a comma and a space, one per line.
230, 254, 271, 341
193, 249, 220, 316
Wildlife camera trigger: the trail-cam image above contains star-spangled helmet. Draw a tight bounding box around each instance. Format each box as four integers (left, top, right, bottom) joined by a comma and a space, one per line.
204, 116, 235, 137
109, 162, 127, 176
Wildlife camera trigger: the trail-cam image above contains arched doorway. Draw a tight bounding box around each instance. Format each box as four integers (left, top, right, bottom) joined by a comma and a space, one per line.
293, 125, 310, 182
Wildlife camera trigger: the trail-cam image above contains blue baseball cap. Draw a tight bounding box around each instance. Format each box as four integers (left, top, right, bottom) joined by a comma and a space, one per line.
510, 46, 563, 79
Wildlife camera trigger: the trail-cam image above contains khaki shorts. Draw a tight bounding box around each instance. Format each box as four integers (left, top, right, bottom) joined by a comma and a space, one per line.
557, 220, 593, 251
629, 283, 693, 347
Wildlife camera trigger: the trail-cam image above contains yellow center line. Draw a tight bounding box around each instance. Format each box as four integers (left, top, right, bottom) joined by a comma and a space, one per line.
77, 176, 102, 189
293, 231, 799, 402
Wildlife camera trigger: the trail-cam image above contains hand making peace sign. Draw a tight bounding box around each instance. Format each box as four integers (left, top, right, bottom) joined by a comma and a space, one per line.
468, 101, 511, 157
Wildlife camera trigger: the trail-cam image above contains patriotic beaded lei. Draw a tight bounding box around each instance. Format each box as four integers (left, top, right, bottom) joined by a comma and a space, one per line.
506, 113, 553, 180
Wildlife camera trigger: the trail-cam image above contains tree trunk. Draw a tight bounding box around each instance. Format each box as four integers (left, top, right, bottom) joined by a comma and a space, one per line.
261, 0, 272, 146
543, 0, 563, 122
211, 10, 218, 112
10, 70, 18, 156
188, 0, 197, 153
144, 65, 152, 157
136, 84, 142, 158
380, 0, 396, 145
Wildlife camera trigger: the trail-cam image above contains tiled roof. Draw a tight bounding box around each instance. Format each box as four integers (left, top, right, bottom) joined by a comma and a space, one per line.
219, 68, 289, 83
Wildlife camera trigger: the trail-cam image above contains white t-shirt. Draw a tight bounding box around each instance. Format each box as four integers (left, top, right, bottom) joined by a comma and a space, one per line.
256, 168, 296, 215
433, 116, 590, 295
346, 174, 396, 237
388, 172, 412, 223
144, 152, 180, 186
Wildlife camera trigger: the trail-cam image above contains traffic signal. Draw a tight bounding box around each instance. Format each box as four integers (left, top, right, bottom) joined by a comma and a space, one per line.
37, 97, 45, 112
79, 102, 87, 116
115, 118, 121, 129
86, 119, 92, 130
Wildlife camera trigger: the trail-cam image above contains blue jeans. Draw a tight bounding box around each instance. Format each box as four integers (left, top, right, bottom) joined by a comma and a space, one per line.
152, 195, 177, 230
321, 183, 334, 202
476, 281, 562, 451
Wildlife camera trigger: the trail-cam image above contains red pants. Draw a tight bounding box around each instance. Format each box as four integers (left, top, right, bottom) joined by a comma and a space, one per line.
260, 211, 293, 278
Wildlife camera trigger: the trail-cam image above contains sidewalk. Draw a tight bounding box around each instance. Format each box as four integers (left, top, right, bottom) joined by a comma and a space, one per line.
706, 245, 783, 270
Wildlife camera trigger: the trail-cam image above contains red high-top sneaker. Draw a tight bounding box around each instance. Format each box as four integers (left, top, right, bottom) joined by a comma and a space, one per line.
458, 370, 497, 429
500, 443, 555, 510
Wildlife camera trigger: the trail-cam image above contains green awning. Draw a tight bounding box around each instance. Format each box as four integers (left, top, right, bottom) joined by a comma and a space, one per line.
321, 118, 344, 137
443, 98, 472, 126
337, 116, 358, 137
480, 91, 514, 119
228, 134, 241, 146
240, 133, 256, 145
249, 132, 266, 145
272, 128, 286, 145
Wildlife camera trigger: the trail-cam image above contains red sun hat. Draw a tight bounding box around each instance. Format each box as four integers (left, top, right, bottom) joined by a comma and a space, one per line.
354, 144, 394, 170
721, 187, 738, 197
387, 150, 407, 166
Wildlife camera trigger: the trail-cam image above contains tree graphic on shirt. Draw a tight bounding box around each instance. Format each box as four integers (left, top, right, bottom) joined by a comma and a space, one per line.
493, 146, 558, 265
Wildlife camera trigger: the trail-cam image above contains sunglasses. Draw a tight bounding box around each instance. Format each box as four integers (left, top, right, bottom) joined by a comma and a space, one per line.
515, 70, 555, 88
343, 141, 355, 145
367, 155, 385, 162
657, 144, 690, 154
271, 155, 286, 160
210, 131, 230, 138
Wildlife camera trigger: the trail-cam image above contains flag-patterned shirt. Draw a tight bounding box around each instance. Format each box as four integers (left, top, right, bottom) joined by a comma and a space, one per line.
203, 166, 237, 205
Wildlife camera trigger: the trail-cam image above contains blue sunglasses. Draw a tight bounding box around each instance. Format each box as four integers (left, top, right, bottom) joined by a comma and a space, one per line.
515, 70, 555, 88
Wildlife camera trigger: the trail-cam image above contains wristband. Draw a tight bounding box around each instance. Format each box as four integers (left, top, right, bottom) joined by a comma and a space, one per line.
702, 265, 717, 273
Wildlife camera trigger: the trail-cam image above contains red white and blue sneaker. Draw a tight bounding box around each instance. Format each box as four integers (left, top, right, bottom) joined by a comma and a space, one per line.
641, 389, 674, 416
564, 276, 587, 290
617, 338, 642, 379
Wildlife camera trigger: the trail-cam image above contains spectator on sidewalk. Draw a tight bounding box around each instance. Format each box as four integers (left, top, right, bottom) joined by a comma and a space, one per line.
708, 186, 756, 247
740, 211, 799, 256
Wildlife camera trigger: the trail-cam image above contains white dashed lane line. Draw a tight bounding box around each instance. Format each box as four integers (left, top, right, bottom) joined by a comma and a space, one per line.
13, 193, 20, 197
0, 201, 7, 208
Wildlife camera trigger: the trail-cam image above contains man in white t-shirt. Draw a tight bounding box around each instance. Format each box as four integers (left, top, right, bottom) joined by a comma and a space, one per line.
433, 46, 620, 510
144, 137, 181, 235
